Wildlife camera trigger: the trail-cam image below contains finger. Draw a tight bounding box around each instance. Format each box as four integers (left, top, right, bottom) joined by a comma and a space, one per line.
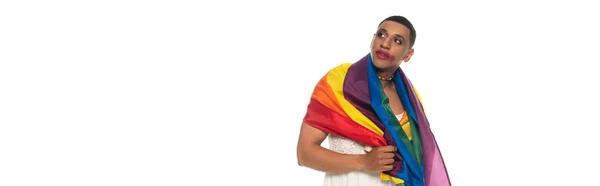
382, 165, 394, 171
381, 152, 395, 159
380, 159, 394, 165
377, 152, 394, 159
381, 145, 397, 152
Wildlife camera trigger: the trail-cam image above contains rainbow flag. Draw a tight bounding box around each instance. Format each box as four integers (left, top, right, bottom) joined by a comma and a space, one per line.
302, 54, 451, 186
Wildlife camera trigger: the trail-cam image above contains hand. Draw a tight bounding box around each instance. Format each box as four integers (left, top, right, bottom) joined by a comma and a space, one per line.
360, 145, 397, 173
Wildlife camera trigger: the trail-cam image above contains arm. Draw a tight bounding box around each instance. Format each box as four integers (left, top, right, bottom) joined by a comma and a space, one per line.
296, 122, 365, 173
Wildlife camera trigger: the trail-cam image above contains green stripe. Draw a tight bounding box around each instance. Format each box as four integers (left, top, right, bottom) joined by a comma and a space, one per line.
408, 117, 423, 167
378, 83, 423, 168
379, 86, 418, 164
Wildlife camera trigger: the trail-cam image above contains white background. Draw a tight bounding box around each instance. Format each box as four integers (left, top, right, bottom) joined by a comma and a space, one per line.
1, 0, 599, 185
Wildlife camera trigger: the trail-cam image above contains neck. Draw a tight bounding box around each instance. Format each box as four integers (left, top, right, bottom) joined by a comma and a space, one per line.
380, 79, 394, 88
377, 69, 396, 88
376, 67, 397, 79
377, 71, 395, 80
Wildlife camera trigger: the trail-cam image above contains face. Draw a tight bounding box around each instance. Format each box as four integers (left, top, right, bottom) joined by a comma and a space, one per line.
370, 21, 414, 71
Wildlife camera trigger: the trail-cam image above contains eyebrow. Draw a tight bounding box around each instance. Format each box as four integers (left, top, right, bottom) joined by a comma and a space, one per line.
379, 28, 405, 40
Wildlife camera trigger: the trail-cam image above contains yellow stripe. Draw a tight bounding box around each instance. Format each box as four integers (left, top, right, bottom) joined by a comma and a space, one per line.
326, 63, 408, 184
381, 173, 405, 184
413, 86, 427, 115
400, 113, 412, 140
326, 63, 383, 136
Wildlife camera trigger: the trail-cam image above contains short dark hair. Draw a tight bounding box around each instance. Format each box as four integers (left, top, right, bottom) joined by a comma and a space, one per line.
378, 15, 417, 48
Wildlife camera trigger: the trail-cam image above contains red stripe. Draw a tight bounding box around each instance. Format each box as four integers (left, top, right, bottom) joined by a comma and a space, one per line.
303, 98, 386, 147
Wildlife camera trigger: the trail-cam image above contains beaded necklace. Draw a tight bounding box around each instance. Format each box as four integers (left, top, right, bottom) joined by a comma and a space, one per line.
378, 76, 393, 81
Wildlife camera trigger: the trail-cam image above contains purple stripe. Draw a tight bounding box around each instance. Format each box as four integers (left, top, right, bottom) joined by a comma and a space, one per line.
343, 55, 403, 176
399, 69, 451, 186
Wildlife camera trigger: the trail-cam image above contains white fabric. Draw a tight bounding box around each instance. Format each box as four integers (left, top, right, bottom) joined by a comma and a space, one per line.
322, 113, 405, 186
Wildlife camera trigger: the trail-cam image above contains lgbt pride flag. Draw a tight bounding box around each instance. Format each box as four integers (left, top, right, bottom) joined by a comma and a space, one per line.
303, 54, 451, 186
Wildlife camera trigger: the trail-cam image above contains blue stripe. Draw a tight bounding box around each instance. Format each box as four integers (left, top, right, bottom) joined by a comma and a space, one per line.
393, 71, 418, 124
393, 70, 425, 186
366, 54, 422, 185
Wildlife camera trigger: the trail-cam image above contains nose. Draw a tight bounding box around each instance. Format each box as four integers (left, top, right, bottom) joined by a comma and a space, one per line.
380, 37, 392, 50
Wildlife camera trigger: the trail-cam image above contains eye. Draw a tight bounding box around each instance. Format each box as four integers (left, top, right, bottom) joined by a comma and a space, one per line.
395, 38, 403, 44
376, 32, 386, 38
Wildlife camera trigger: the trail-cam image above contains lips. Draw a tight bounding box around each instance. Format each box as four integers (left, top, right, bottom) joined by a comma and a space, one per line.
376, 50, 390, 60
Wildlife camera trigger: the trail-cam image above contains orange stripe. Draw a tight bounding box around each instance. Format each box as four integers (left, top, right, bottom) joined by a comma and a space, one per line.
310, 74, 347, 117
399, 113, 412, 140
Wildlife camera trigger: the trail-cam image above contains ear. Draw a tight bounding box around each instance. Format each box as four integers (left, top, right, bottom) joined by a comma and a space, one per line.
403, 48, 415, 62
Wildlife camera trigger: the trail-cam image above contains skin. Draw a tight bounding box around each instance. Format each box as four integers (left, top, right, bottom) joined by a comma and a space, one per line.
371, 21, 415, 81
296, 20, 415, 174
371, 20, 415, 115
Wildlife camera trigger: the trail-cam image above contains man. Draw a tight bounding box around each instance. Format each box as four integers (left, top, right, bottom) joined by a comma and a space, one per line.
297, 16, 451, 186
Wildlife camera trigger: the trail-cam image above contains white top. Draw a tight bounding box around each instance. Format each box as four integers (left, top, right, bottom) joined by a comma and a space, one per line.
322, 113, 405, 186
